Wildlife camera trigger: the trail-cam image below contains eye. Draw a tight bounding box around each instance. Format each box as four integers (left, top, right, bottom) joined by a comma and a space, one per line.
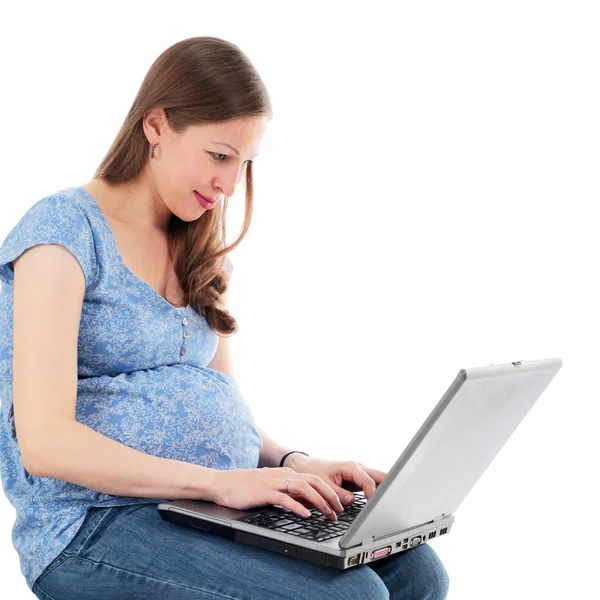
209, 152, 252, 166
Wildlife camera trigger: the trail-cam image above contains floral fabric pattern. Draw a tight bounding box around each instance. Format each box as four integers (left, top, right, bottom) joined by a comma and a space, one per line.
0, 186, 262, 590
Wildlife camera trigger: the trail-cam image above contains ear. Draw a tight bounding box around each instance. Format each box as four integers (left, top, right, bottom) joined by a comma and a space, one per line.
143, 107, 169, 145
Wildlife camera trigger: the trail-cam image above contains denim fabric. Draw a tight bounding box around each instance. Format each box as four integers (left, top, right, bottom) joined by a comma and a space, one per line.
0, 186, 258, 590
32, 504, 450, 599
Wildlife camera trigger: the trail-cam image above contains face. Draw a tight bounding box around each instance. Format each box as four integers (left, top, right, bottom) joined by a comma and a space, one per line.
143, 109, 268, 221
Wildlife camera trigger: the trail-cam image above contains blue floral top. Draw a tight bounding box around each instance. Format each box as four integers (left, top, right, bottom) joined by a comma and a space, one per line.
0, 186, 263, 590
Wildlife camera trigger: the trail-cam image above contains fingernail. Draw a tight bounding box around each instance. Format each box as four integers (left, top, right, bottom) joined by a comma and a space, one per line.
345, 494, 354, 503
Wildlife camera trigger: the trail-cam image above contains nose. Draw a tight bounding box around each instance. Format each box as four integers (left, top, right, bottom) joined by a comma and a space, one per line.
216, 167, 247, 199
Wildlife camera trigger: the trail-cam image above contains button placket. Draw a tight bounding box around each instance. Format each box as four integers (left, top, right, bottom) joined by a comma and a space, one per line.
181, 316, 189, 356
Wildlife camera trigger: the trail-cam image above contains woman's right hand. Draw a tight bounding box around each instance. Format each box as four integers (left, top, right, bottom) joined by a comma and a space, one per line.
207, 467, 344, 521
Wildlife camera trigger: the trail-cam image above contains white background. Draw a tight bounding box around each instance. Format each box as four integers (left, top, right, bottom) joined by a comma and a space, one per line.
1, 1, 598, 598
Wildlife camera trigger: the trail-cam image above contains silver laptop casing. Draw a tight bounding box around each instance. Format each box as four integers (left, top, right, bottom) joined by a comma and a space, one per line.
158, 357, 562, 569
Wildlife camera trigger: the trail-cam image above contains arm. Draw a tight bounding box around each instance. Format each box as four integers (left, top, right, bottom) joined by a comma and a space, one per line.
12, 243, 217, 501
206, 287, 306, 471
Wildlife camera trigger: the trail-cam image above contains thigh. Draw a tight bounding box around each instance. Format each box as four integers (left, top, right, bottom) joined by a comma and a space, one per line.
33, 504, 390, 600
367, 542, 450, 600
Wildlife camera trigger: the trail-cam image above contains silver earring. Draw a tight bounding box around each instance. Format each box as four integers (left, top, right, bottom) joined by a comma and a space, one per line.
151, 144, 155, 159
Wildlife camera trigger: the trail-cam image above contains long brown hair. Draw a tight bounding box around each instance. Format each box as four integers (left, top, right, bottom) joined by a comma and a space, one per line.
92, 36, 272, 336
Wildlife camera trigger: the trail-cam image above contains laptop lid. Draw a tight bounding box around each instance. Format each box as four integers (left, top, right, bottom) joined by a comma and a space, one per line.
339, 357, 562, 549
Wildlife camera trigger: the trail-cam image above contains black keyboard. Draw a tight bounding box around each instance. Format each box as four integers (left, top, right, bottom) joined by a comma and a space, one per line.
240, 492, 367, 542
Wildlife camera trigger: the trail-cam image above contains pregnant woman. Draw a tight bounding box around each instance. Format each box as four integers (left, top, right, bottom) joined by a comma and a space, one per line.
0, 36, 449, 599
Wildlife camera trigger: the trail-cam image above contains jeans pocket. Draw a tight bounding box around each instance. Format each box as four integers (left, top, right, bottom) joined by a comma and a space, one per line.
33, 552, 71, 595
72, 506, 127, 557
33, 505, 146, 596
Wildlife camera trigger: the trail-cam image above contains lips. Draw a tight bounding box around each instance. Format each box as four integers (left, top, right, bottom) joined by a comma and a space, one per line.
194, 190, 219, 210
196, 192, 217, 203
197, 192, 218, 204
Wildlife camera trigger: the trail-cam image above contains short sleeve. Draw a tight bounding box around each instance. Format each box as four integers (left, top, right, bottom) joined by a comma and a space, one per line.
223, 255, 234, 277
0, 194, 99, 294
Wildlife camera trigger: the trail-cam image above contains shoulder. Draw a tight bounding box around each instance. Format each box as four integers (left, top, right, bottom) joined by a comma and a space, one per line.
0, 188, 99, 293
5, 189, 91, 235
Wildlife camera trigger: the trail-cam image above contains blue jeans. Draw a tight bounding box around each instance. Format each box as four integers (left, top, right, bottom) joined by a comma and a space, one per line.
32, 504, 450, 599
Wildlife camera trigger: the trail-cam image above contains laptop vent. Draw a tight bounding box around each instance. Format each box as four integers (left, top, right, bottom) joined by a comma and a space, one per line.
428, 531, 437, 539
440, 527, 448, 535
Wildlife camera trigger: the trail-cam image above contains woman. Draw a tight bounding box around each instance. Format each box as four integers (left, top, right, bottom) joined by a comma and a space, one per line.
0, 36, 449, 599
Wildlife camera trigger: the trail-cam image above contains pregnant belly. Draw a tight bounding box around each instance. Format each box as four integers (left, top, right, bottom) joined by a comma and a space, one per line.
75, 364, 263, 471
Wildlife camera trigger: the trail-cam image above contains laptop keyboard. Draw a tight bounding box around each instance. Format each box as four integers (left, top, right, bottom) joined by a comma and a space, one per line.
240, 492, 367, 542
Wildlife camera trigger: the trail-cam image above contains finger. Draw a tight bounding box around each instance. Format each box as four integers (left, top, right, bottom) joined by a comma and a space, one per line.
286, 493, 313, 510
273, 492, 313, 519
341, 463, 378, 500
287, 492, 337, 513
358, 464, 388, 486
292, 479, 339, 521
307, 475, 345, 514
291, 473, 344, 515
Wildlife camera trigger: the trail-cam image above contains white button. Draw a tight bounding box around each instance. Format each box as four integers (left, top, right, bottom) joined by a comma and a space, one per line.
182, 317, 188, 326
181, 347, 187, 355
183, 331, 190, 339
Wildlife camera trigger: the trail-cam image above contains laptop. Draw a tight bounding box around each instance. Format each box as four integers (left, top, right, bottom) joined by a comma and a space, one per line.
157, 357, 562, 569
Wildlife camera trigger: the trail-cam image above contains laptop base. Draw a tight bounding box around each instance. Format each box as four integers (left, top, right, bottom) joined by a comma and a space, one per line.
158, 505, 455, 570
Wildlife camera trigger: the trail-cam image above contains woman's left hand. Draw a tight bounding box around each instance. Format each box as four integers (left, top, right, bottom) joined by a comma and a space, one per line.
285, 454, 388, 509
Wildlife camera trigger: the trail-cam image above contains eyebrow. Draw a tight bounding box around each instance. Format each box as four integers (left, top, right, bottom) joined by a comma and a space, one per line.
210, 141, 258, 159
